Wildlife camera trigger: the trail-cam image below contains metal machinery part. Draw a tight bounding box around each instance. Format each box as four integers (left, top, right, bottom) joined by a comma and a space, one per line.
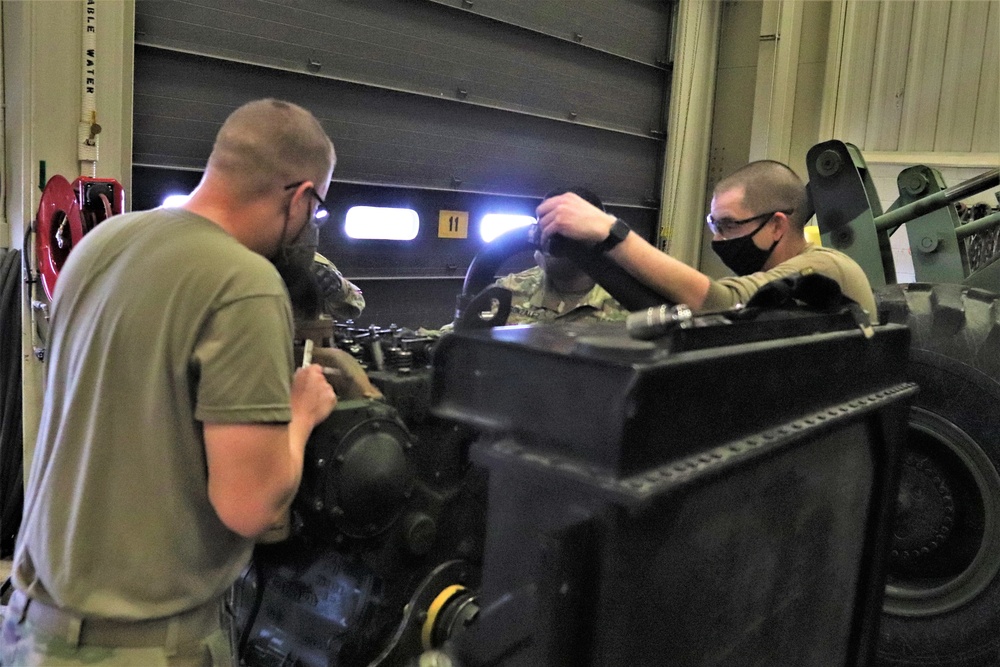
232, 295, 915, 666
231, 320, 486, 667
427, 309, 913, 666
806, 141, 1000, 667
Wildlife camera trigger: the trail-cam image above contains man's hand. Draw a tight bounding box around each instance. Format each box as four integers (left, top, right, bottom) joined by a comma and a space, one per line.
292, 364, 337, 429
205, 365, 335, 539
312, 346, 384, 401
536, 192, 617, 246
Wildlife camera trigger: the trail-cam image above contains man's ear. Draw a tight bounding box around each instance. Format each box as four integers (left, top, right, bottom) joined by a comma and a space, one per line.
771, 211, 791, 241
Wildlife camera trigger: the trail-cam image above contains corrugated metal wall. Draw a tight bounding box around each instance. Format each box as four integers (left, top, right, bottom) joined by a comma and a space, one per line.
130, 0, 676, 327
833, 0, 998, 154
132, 0, 675, 206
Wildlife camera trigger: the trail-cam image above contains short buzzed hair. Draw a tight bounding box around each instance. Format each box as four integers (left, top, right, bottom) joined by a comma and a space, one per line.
544, 186, 605, 212
206, 98, 336, 199
714, 160, 809, 230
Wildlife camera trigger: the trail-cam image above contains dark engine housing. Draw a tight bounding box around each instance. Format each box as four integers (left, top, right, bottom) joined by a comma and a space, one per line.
233, 307, 915, 667
231, 323, 485, 667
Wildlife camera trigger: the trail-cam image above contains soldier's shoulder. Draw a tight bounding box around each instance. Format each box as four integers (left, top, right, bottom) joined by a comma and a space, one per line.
495, 267, 544, 294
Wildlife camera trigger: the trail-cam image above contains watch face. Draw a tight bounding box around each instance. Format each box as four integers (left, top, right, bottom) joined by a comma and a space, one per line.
612, 218, 630, 241
596, 218, 629, 253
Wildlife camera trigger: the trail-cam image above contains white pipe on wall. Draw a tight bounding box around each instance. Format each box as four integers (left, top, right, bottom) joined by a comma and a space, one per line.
79, 0, 98, 175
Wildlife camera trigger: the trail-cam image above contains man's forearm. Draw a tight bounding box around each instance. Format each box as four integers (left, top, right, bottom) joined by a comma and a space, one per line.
608, 233, 712, 309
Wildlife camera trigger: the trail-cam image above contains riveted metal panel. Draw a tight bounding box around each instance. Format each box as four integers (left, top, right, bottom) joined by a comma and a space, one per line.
422, 0, 673, 66
131, 0, 674, 306
134, 0, 670, 138
133, 46, 662, 205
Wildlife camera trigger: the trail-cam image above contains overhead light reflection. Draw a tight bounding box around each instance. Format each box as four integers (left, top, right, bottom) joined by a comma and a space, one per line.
345, 206, 420, 240
480, 214, 535, 242
161, 194, 191, 208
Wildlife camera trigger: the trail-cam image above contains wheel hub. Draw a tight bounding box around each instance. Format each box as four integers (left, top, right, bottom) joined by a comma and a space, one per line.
890, 452, 955, 564
883, 407, 1000, 617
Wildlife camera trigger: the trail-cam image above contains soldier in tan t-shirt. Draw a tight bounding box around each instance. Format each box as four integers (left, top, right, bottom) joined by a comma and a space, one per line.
4, 99, 340, 667
535, 160, 877, 319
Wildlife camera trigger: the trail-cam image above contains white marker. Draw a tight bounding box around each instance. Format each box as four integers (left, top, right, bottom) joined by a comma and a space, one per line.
301, 339, 314, 368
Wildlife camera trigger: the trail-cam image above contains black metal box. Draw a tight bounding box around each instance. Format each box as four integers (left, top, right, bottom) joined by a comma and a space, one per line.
431, 313, 915, 666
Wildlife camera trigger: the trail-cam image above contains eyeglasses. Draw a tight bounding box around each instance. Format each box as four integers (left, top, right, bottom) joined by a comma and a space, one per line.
706, 210, 792, 239
284, 181, 329, 224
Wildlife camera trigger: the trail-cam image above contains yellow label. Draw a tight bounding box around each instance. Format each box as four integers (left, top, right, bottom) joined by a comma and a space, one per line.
804, 224, 822, 247
438, 210, 469, 239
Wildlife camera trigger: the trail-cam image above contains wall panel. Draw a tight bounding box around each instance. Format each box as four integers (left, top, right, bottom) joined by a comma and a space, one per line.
897, 1, 951, 151
935, 1, 990, 152
971, 2, 999, 151
836, 0, 997, 157
863, 1, 912, 151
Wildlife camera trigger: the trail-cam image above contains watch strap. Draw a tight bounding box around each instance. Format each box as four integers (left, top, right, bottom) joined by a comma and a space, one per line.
594, 218, 630, 254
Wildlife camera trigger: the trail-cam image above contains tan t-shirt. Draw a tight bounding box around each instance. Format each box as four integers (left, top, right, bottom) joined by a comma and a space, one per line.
700, 244, 877, 318
14, 208, 294, 620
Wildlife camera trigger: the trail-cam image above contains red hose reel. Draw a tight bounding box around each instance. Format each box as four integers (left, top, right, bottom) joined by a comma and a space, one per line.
35, 175, 124, 300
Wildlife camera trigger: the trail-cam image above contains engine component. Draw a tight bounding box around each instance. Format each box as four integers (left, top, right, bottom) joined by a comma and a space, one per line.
431, 311, 914, 666
365, 560, 478, 666
297, 398, 415, 540
231, 541, 387, 667
233, 322, 486, 667
236, 223, 913, 666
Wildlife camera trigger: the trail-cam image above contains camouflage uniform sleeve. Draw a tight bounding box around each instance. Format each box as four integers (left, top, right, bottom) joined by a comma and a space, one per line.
312, 253, 366, 320
585, 285, 630, 322
494, 268, 548, 324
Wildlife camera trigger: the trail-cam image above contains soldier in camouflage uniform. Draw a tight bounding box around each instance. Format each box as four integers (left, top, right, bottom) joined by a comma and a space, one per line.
495, 261, 627, 324
311, 252, 365, 319
497, 187, 627, 325
423, 188, 626, 333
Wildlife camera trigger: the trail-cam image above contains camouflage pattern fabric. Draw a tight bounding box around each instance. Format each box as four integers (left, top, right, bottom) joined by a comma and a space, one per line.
494, 267, 628, 324
312, 252, 365, 320
0, 616, 231, 667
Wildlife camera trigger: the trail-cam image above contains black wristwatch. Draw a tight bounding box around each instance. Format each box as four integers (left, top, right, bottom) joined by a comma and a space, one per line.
594, 217, 631, 254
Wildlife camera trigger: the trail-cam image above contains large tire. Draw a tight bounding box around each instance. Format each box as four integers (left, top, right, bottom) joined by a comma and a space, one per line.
875, 283, 1000, 667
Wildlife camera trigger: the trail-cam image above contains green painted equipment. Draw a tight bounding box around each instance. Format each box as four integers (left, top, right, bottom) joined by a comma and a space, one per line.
806, 140, 1000, 667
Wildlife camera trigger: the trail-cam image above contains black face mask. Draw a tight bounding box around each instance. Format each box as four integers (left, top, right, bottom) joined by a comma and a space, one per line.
711, 218, 779, 275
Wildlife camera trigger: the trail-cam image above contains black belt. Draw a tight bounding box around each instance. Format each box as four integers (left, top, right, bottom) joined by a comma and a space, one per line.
7, 588, 220, 649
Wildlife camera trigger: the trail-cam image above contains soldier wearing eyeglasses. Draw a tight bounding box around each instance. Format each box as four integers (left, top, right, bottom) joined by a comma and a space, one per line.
535, 159, 876, 317
4, 99, 342, 667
